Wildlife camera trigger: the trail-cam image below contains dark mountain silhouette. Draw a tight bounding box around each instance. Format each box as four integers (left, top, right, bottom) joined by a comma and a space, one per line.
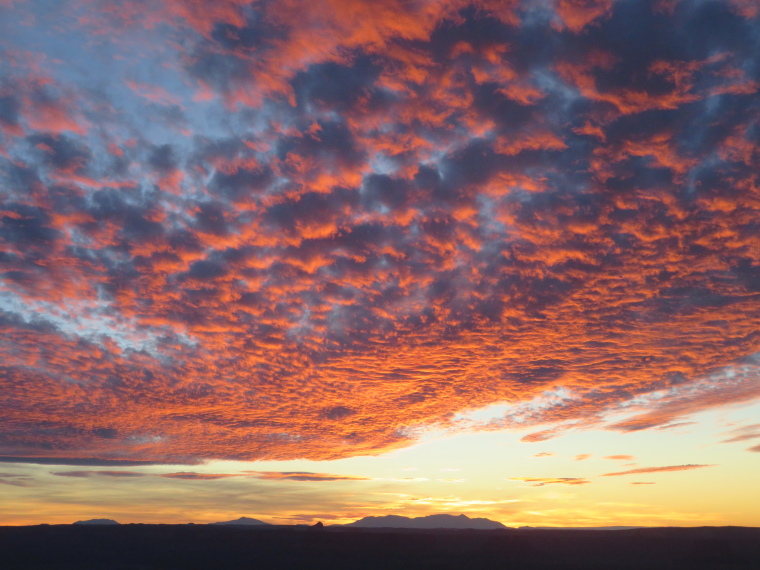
72, 519, 119, 525
344, 514, 506, 529
210, 517, 270, 526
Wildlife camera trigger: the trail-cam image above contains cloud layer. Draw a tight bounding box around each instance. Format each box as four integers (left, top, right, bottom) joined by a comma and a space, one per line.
1, 0, 760, 463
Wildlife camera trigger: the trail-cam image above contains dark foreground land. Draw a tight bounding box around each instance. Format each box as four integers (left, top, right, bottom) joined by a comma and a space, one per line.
2, 524, 759, 570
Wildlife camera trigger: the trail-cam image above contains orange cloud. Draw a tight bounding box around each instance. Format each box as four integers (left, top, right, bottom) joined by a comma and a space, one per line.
2, 0, 760, 468
521, 428, 568, 443
553, 0, 614, 33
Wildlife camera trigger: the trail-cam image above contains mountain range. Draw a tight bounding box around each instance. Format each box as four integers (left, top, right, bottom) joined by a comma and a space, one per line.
210, 517, 271, 526
70, 515, 645, 530
343, 514, 506, 529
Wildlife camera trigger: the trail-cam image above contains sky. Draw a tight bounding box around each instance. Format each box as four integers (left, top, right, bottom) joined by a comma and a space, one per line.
1, 0, 759, 527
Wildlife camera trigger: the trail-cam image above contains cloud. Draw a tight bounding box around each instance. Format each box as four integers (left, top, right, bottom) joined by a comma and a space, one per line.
603, 455, 635, 461
521, 428, 568, 443
161, 472, 244, 480
0, 477, 32, 487
510, 477, 590, 487
574, 454, 592, 461
0, 457, 186, 466
126, 81, 185, 108
47, 468, 370, 482
388, 477, 430, 483
720, 423, 760, 444
51, 470, 146, 478
272, 513, 347, 523
0, 471, 34, 488
534, 452, 555, 458
655, 422, 697, 431
554, 0, 614, 33
1, 0, 760, 465
630, 482, 656, 485
244, 471, 372, 482
605, 373, 760, 434
601, 464, 715, 477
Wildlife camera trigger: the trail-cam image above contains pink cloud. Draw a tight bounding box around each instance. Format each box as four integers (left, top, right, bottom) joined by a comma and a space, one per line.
511, 477, 590, 486
601, 465, 715, 477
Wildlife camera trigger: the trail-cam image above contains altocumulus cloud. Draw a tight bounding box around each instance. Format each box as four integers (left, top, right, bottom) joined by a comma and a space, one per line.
1, 0, 760, 464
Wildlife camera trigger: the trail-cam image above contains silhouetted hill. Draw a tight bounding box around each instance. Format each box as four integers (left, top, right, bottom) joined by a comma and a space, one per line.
210, 517, 270, 526
72, 519, 119, 525
344, 513, 506, 529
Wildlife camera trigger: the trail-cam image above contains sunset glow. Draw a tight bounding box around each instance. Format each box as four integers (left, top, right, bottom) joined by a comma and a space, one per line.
1, 0, 759, 527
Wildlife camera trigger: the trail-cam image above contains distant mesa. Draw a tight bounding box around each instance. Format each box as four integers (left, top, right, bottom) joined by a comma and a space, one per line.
73, 519, 120, 525
344, 514, 506, 530
210, 517, 271, 526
